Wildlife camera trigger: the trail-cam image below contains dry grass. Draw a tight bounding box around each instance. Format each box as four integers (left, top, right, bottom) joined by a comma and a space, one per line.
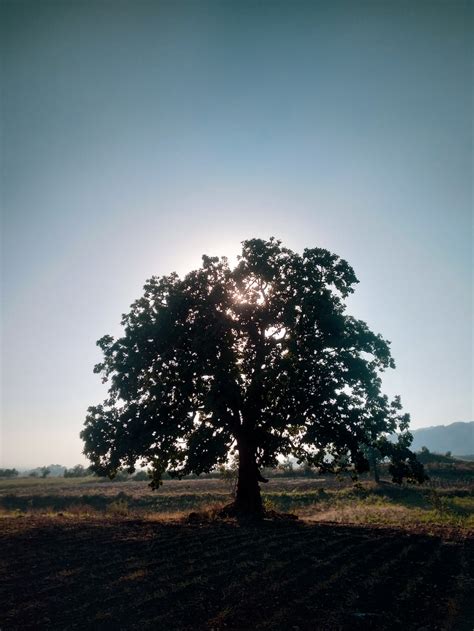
0, 475, 472, 531
302, 502, 409, 523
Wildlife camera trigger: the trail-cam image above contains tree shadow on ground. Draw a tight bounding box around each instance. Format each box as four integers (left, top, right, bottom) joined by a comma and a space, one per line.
1, 517, 472, 630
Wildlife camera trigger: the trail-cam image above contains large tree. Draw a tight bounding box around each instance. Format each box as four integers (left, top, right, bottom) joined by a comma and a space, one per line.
82, 238, 424, 516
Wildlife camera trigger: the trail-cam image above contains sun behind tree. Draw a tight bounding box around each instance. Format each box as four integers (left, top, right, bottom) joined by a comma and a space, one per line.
82, 237, 424, 517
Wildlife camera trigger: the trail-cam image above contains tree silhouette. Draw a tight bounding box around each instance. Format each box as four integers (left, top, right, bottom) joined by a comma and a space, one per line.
82, 238, 424, 516
64, 464, 90, 478
40, 466, 51, 479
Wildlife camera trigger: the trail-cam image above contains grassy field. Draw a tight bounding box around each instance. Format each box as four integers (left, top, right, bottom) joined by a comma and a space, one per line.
1, 473, 473, 529
1, 472, 473, 629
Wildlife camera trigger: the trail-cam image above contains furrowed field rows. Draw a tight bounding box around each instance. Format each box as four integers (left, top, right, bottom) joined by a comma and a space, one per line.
289, 538, 473, 631
34, 525, 340, 627
323, 541, 432, 618
127, 528, 353, 626
3, 519, 351, 586
293, 540, 437, 630
110, 532, 375, 629
228, 536, 403, 629
394, 541, 473, 630
1, 518, 473, 630
4, 522, 301, 587
222, 533, 377, 601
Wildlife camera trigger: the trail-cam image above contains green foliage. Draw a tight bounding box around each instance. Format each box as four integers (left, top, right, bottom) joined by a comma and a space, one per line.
0, 468, 18, 478
375, 433, 427, 484
82, 238, 424, 492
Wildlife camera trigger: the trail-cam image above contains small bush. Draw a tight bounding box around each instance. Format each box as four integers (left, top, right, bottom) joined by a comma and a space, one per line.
108, 498, 129, 516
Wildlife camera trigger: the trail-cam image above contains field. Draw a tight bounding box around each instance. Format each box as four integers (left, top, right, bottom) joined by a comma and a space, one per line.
1, 473, 473, 630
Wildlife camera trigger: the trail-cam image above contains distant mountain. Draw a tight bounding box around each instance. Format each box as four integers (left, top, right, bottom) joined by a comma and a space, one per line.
410, 422, 474, 456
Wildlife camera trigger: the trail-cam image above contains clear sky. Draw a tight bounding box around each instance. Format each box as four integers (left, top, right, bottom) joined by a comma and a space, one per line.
1, 0, 472, 468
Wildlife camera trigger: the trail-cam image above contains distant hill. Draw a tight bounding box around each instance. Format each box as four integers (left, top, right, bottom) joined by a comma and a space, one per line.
410, 421, 474, 457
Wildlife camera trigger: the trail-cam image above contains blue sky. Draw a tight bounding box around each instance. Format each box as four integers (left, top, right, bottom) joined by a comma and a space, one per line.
1, 0, 472, 467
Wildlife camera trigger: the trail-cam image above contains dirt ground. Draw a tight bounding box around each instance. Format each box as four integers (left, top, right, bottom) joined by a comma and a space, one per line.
1, 515, 473, 630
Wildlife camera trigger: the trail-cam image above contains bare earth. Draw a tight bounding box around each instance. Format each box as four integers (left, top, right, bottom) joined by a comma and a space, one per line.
0, 515, 472, 630
1, 475, 473, 630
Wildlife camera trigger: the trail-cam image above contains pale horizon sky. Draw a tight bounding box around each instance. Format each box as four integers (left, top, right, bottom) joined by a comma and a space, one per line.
1, 0, 472, 468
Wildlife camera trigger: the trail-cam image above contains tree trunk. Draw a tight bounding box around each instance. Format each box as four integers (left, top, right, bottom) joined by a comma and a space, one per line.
369, 448, 380, 483
234, 440, 264, 516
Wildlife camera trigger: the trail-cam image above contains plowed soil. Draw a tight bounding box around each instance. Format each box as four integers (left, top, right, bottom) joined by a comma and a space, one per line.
1, 516, 472, 630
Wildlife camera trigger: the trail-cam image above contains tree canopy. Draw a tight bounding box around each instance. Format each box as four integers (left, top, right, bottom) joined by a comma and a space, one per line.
82, 238, 424, 515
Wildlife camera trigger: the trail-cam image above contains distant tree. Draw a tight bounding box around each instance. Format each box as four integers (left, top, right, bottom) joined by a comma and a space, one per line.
132, 470, 149, 481
416, 447, 455, 466
379, 434, 426, 483
40, 466, 51, 479
82, 238, 425, 517
28, 471, 38, 477
278, 458, 295, 476
301, 462, 316, 477
64, 464, 90, 478
0, 468, 18, 479
362, 445, 382, 483
111, 469, 130, 482
46, 464, 67, 477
